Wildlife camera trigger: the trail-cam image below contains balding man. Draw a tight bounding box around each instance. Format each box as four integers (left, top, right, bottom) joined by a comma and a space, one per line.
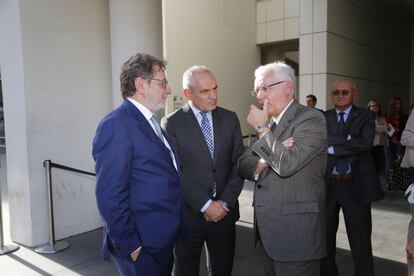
162, 66, 244, 276
321, 79, 384, 276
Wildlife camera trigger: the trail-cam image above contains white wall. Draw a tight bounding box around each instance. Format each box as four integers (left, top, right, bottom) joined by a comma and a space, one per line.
325, 0, 411, 111
163, 0, 259, 134
109, 0, 163, 108
0, 0, 112, 246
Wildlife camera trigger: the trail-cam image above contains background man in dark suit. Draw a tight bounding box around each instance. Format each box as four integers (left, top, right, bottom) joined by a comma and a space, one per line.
237, 61, 327, 276
306, 94, 324, 113
161, 66, 244, 276
306, 94, 318, 108
321, 79, 384, 276
93, 53, 182, 276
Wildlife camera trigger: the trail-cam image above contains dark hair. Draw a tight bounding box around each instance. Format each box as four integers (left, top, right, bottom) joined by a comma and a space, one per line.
120, 53, 167, 99
306, 94, 317, 102
388, 97, 403, 116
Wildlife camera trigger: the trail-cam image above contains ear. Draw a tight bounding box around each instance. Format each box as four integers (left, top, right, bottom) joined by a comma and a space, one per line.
134, 77, 146, 95
284, 81, 294, 96
183, 88, 192, 100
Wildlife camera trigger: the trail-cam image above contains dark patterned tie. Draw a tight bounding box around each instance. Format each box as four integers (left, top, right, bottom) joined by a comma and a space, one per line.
200, 112, 216, 196
200, 112, 214, 159
271, 122, 277, 132
336, 112, 349, 173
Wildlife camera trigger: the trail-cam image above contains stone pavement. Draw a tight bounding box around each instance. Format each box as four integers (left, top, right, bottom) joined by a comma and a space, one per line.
0, 168, 410, 275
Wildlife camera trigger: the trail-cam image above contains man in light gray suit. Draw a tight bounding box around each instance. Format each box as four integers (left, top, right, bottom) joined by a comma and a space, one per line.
238, 61, 327, 276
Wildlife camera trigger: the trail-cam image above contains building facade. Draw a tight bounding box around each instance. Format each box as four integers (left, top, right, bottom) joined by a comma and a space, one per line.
0, 0, 413, 247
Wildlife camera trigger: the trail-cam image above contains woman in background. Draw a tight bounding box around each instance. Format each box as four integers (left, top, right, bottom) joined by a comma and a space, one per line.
386, 97, 408, 166
368, 100, 388, 174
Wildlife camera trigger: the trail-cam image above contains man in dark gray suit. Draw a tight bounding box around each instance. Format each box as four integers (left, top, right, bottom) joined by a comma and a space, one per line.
238, 61, 327, 276
161, 66, 244, 276
320, 79, 384, 276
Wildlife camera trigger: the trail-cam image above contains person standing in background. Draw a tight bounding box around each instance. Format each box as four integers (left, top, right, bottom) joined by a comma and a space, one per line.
386, 97, 408, 166
321, 79, 384, 276
162, 65, 244, 276
367, 100, 389, 174
93, 53, 182, 276
306, 94, 324, 113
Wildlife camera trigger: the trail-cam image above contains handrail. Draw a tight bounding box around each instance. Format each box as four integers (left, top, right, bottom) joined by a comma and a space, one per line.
242, 133, 257, 147
35, 160, 96, 254
50, 162, 95, 177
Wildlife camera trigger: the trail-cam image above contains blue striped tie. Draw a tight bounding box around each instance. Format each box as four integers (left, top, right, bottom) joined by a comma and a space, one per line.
200, 112, 217, 196
200, 112, 214, 159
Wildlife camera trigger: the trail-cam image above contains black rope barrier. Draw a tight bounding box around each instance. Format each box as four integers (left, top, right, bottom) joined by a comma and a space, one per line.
50, 162, 95, 177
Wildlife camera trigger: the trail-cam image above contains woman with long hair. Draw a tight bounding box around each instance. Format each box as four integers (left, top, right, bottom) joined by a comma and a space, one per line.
386, 97, 408, 166
367, 100, 388, 174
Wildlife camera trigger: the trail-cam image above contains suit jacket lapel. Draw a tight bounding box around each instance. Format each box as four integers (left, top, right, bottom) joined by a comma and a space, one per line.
212, 109, 221, 161
345, 105, 358, 132
123, 100, 156, 142
161, 128, 181, 174
123, 100, 172, 158
273, 101, 299, 139
326, 109, 339, 135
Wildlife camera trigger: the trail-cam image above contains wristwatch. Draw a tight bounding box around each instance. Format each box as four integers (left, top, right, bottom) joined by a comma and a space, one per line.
255, 123, 269, 133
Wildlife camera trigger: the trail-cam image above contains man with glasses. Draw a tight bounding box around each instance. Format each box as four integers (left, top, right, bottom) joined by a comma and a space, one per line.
238, 61, 327, 276
93, 53, 182, 276
321, 79, 384, 276
162, 65, 244, 276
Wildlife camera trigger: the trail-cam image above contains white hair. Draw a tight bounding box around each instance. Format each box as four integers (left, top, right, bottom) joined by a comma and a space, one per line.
254, 61, 296, 94
182, 65, 212, 90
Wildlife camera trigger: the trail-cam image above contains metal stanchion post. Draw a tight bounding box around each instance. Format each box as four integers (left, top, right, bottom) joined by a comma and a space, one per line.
0, 159, 19, 254
35, 160, 69, 254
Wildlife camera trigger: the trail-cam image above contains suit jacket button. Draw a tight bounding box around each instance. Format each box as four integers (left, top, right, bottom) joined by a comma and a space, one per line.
257, 184, 262, 189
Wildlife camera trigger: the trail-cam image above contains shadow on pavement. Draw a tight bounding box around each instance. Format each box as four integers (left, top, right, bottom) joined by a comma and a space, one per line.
4, 223, 407, 275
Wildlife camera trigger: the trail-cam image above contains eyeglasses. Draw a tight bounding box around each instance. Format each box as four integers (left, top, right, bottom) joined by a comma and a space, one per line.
331, 89, 351, 97
251, 80, 286, 97
150, 78, 169, 89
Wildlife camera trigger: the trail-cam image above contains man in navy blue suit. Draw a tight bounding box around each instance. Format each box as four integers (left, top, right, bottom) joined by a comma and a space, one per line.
93, 53, 182, 276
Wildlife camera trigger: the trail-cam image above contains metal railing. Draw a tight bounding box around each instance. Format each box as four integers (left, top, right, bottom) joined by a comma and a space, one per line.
35, 160, 95, 254
33, 133, 256, 255
242, 133, 257, 147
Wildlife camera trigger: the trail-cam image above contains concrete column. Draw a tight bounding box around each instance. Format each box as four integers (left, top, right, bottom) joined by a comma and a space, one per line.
0, 0, 112, 246
299, 0, 328, 110
109, 0, 163, 108
0, 0, 32, 245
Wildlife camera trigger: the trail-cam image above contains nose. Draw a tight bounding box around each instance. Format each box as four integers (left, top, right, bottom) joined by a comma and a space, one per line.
257, 92, 265, 102
208, 89, 217, 99
165, 84, 172, 94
